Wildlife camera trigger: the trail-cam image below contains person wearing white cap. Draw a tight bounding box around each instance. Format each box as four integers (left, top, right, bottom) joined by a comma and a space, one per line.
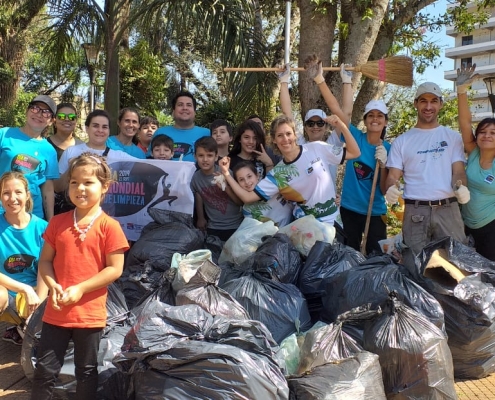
0, 95, 59, 220
302, 55, 391, 254
384, 82, 469, 255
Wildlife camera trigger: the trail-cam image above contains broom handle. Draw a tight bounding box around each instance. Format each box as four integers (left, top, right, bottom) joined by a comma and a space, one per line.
360, 159, 380, 256
224, 66, 357, 72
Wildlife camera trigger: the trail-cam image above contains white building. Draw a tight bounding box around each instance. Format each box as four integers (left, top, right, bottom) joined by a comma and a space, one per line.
444, 3, 495, 121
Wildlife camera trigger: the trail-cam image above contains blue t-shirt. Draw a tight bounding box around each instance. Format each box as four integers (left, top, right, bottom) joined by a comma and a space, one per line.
0, 127, 59, 218
152, 125, 210, 161
341, 125, 391, 216
106, 136, 145, 159
462, 147, 495, 229
0, 214, 48, 296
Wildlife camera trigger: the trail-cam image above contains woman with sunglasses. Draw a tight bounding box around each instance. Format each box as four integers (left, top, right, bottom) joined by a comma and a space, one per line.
48, 103, 83, 160
0, 95, 59, 221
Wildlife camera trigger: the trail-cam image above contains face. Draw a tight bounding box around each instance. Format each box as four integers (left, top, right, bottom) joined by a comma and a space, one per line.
239, 130, 258, 154
55, 107, 77, 135
364, 110, 387, 134
118, 111, 140, 139
195, 147, 217, 173
212, 126, 231, 147
26, 102, 54, 133
1, 178, 29, 216
86, 116, 110, 148
235, 167, 258, 192
69, 165, 108, 210
476, 123, 495, 149
138, 123, 158, 146
414, 94, 442, 126
152, 144, 173, 160
173, 96, 195, 124
304, 117, 326, 142
273, 123, 298, 156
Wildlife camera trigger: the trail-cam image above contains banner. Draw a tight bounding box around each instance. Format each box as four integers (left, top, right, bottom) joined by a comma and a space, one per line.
102, 159, 196, 241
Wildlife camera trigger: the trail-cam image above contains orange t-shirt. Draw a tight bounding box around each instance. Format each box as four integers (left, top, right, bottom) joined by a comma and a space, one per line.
42, 211, 129, 328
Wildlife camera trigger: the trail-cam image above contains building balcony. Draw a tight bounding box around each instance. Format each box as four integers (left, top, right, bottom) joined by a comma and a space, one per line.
445, 40, 495, 58
446, 16, 495, 36
444, 64, 495, 81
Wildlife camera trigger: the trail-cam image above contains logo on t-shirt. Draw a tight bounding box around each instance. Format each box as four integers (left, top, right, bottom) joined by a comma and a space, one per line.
4, 254, 36, 274
352, 161, 373, 180
11, 154, 40, 173
173, 143, 192, 159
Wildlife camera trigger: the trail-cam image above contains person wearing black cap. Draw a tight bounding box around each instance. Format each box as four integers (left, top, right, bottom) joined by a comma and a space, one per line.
384, 82, 469, 255
0, 95, 59, 220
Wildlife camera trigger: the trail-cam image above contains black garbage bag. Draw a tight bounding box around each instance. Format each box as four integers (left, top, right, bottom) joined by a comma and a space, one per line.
120, 209, 204, 308
321, 254, 445, 344
239, 233, 303, 284
114, 299, 289, 399
222, 273, 312, 344
176, 260, 250, 320
416, 237, 495, 378
204, 234, 224, 265
363, 292, 456, 400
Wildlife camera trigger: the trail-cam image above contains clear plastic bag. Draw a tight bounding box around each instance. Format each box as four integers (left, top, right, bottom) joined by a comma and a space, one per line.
171, 249, 212, 293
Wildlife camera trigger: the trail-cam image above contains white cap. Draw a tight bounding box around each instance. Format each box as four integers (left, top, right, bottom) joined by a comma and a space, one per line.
304, 109, 327, 122
415, 82, 443, 100
364, 100, 388, 116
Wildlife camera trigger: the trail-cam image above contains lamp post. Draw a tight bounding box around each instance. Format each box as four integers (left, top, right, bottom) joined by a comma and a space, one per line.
483, 76, 495, 116
81, 43, 100, 111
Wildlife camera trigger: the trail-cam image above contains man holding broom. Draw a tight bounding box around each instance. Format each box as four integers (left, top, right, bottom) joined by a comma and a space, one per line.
384, 82, 470, 255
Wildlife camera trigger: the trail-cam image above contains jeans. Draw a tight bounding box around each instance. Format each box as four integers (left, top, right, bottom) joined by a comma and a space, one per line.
31, 322, 103, 400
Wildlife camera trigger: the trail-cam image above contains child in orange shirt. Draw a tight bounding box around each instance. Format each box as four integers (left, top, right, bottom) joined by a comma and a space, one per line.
31, 153, 129, 400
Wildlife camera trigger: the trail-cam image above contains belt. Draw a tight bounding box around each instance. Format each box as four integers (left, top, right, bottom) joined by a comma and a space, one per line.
404, 197, 457, 207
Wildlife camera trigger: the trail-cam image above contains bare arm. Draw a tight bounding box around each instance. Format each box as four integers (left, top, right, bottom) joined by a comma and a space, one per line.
41, 180, 55, 221
452, 161, 467, 187
384, 167, 403, 192
194, 192, 207, 231
280, 82, 294, 119
341, 80, 354, 126
218, 157, 262, 203
457, 92, 476, 154
39, 242, 64, 310
379, 166, 389, 195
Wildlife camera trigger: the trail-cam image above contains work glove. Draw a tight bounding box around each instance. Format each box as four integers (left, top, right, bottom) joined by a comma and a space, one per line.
277, 63, 290, 84
454, 180, 470, 204
340, 63, 353, 84
385, 184, 402, 204
304, 54, 325, 84
375, 144, 387, 167
456, 64, 479, 94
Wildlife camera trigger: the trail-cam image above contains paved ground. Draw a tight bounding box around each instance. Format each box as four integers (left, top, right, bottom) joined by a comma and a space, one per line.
2, 321, 495, 399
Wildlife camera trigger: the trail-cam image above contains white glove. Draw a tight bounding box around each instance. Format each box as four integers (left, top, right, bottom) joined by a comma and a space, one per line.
277, 63, 290, 84
212, 174, 226, 191
375, 145, 387, 166
454, 184, 470, 204
385, 185, 401, 204
456, 64, 479, 94
340, 63, 353, 84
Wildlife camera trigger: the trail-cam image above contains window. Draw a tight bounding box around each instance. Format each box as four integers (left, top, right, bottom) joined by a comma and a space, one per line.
461, 57, 473, 68
461, 35, 473, 46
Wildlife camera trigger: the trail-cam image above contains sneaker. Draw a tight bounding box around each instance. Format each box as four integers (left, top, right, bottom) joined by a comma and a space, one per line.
2, 326, 23, 346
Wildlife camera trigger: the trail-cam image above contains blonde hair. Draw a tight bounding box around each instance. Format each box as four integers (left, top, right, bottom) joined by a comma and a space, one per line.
0, 172, 33, 212
269, 114, 297, 154
67, 153, 113, 202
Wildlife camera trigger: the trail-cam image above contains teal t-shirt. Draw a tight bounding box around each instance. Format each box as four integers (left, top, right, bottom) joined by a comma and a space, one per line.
341, 125, 390, 216
106, 136, 145, 159
462, 147, 495, 229
152, 125, 210, 161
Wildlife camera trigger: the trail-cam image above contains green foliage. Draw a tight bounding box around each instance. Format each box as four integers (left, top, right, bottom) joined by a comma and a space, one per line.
153, 110, 173, 127
195, 99, 237, 130
0, 91, 34, 127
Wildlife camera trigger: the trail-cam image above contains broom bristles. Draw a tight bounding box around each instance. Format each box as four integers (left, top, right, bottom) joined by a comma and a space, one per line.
357, 56, 413, 87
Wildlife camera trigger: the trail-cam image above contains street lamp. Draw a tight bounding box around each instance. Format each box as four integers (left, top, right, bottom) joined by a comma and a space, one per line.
81, 43, 100, 111
483, 76, 495, 116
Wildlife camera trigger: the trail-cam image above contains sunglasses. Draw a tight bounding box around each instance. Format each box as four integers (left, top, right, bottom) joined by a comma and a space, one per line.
305, 120, 326, 128
56, 113, 77, 121
28, 104, 53, 118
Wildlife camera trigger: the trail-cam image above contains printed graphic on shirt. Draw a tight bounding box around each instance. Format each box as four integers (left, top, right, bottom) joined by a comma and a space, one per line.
243, 201, 273, 221
11, 154, 41, 173
172, 142, 192, 159
199, 185, 229, 214
272, 164, 305, 203
4, 254, 36, 274
300, 198, 338, 220
352, 160, 374, 181
417, 140, 449, 161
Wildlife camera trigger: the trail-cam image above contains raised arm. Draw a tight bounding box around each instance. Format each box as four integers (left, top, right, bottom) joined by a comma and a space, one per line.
218, 157, 262, 203
456, 64, 479, 155
326, 115, 360, 159
278, 63, 294, 119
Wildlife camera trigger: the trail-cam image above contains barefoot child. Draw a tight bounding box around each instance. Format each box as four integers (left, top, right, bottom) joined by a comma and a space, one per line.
31, 153, 129, 400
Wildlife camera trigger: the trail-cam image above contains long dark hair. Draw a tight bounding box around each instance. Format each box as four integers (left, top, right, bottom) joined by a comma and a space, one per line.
230, 120, 266, 157
475, 118, 495, 139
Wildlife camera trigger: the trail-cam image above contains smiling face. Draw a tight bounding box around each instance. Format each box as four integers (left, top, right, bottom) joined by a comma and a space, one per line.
239, 129, 258, 155
414, 94, 442, 128
25, 102, 54, 134
68, 165, 108, 211
118, 111, 140, 140
234, 166, 258, 192
152, 144, 173, 160
272, 123, 298, 156
173, 96, 196, 126
364, 110, 387, 135
55, 106, 77, 136
86, 116, 110, 149
1, 178, 30, 217
304, 117, 326, 142
476, 122, 495, 150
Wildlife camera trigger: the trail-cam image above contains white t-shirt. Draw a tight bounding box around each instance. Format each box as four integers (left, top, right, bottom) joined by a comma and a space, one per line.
254, 141, 344, 225
386, 126, 465, 200
59, 143, 137, 174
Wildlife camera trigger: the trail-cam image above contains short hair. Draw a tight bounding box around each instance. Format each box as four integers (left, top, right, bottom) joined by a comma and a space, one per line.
230, 120, 266, 157
118, 107, 140, 123
85, 109, 110, 127
232, 160, 257, 181
194, 136, 217, 154
0, 171, 33, 212
151, 134, 174, 151
210, 119, 233, 137
172, 91, 197, 111
67, 153, 113, 202
247, 114, 264, 124
140, 116, 159, 128
270, 115, 296, 154
475, 118, 495, 140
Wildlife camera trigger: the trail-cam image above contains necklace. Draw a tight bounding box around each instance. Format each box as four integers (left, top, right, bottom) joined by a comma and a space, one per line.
73, 208, 102, 241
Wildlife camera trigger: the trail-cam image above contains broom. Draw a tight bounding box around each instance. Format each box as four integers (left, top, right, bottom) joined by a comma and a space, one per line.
224, 55, 413, 87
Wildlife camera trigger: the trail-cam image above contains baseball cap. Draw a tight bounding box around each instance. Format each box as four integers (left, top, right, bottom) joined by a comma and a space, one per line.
304, 109, 327, 122
364, 100, 388, 116
29, 95, 56, 116
414, 82, 443, 100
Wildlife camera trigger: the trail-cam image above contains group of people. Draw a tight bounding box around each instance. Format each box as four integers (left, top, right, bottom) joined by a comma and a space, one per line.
0, 56, 494, 399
